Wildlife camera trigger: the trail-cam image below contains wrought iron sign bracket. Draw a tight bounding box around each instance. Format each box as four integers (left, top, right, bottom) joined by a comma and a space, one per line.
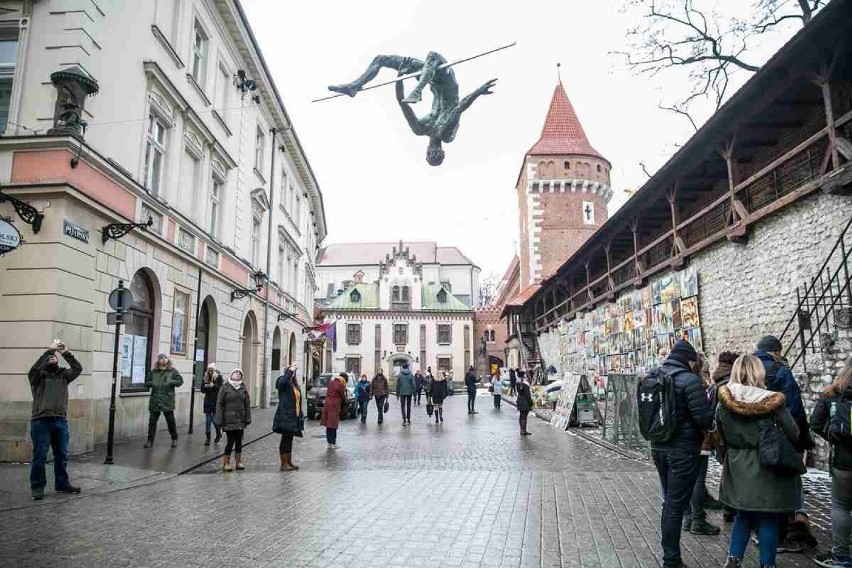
230, 286, 261, 302
101, 216, 153, 245
0, 190, 44, 234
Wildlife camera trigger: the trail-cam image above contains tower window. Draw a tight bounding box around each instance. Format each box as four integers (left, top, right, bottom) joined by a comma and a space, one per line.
597, 164, 601, 172
564, 161, 570, 170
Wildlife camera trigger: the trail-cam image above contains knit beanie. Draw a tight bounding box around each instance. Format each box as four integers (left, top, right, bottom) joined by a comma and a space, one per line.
669, 339, 698, 363
756, 335, 783, 352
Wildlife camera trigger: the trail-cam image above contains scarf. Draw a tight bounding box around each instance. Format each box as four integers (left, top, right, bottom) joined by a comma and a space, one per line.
228, 378, 243, 390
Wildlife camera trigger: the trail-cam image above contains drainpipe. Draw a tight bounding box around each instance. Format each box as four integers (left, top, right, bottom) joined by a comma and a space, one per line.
260, 127, 278, 409
187, 265, 202, 433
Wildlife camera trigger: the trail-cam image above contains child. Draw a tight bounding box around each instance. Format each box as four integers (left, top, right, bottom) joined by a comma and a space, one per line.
491, 373, 503, 409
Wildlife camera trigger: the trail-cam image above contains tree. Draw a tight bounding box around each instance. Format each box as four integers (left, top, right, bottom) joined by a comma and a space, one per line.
478, 273, 500, 308
619, 0, 824, 122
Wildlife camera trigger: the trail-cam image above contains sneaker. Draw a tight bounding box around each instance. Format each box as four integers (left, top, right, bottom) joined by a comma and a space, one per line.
722, 558, 741, 568
777, 539, 804, 554
55, 484, 81, 494
170, 439, 178, 448
690, 519, 720, 535
814, 552, 852, 568
331, 444, 339, 450
31, 488, 44, 501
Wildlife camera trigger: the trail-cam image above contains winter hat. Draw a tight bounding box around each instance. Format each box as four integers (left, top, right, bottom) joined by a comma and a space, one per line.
670, 339, 698, 363
207, 363, 216, 370
157, 353, 168, 360
756, 335, 783, 352
402, 362, 409, 369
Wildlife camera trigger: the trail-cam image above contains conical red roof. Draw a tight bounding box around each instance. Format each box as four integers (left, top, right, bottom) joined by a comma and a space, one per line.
528, 83, 605, 160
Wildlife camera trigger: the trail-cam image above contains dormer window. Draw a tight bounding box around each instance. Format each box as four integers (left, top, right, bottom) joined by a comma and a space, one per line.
350, 289, 361, 303
392, 285, 400, 302
437, 289, 447, 303
401, 286, 410, 302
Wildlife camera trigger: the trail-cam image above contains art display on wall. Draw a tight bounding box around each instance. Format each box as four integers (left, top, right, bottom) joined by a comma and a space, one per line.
538, 266, 704, 378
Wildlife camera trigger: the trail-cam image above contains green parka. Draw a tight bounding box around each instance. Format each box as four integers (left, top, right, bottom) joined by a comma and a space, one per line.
717, 384, 802, 513
144, 366, 184, 412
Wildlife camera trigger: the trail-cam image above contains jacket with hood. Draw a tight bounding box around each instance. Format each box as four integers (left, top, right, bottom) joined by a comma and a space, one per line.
651, 357, 715, 453
810, 382, 852, 471
396, 367, 416, 396
372, 373, 389, 398
214, 378, 251, 431
355, 378, 371, 402
273, 369, 303, 435
144, 363, 184, 413
755, 351, 812, 450
200, 370, 223, 414
430, 376, 448, 403
516, 381, 533, 412
28, 350, 83, 419
717, 384, 802, 512
464, 370, 478, 392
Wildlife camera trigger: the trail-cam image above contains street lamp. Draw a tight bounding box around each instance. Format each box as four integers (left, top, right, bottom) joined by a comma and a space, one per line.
230, 270, 267, 302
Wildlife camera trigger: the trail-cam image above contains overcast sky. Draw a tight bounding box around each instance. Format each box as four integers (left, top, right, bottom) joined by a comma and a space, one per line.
241, 0, 803, 278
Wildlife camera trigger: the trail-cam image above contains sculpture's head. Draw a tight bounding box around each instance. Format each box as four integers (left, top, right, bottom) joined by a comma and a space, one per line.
426, 138, 444, 166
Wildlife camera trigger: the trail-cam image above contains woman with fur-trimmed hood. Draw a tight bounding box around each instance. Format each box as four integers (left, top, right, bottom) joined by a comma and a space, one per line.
717, 354, 801, 568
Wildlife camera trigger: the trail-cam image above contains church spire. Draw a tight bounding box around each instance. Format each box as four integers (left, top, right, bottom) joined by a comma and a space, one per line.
527, 81, 604, 160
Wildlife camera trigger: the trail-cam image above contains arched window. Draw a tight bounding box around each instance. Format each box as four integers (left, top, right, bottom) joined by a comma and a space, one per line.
123, 270, 156, 392
401, 286, 410, 302
437, 289, 447, 303
596, 164, 601, 173
350, 289, 361, 303
392, 285, 400, 302
489, 330, 496, 342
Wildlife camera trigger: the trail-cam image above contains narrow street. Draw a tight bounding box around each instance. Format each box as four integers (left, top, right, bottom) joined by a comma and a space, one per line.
0, 393, 824, 568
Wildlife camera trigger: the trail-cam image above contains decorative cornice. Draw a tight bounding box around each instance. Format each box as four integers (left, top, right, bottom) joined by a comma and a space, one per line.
528, 179, 613, 202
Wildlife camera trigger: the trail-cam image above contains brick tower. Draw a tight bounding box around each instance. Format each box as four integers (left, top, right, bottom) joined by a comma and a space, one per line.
517, 81, 612, 286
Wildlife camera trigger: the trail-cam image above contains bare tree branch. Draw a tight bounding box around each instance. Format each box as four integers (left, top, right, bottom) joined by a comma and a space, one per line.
658, 103, 699, 131
639, 162, 653, 178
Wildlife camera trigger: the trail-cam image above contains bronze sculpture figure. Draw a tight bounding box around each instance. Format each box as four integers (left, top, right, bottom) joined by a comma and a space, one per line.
329, 52, 497, 166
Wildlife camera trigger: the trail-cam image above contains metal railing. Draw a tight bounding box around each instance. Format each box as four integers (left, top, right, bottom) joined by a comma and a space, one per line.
779, 214, 852, 371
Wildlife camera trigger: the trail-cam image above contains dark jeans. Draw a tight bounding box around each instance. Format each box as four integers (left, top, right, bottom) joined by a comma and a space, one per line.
510, 381, 516, 395
204, 412, 220, 436
519, 410, 529, 433
148, 410, 177, 440
279, 432, 294, 454
224, 429, 243, 455
358, 399, 369, 422
415, 388, 422, 404
29, 417, 70, 491
685, 454, 710, 522
467, 390, 476, 412
730, 511, 781, 566
652, 449, 701, 567
400, 395, 412, 421
493, 394, 502, 408
375, 396, 387, 423
832, 467, 852, 560
326, 427, 337, 445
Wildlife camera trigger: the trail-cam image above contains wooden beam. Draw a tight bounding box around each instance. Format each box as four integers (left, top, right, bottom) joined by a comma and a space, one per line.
820, 81, 840, 171
734, 126, 828, 193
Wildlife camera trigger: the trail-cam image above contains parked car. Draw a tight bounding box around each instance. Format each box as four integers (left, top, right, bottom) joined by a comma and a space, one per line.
307, 373, 358, 420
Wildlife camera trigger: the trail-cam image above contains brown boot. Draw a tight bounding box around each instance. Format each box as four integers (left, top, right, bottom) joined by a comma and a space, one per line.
288, 454, 300, 471
235, 453, 245, 470
222, 455, 233, 472
280, 454, 295, 472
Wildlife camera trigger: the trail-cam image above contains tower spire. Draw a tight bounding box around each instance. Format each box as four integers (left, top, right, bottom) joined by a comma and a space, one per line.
556, 62, 562, 85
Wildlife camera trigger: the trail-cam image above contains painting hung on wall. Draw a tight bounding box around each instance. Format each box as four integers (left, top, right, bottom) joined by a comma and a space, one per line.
680, 266, 699, 298
681, 296, 700, 328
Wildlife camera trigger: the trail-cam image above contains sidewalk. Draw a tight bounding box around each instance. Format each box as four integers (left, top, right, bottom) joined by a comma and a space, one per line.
0, 406, 276, 512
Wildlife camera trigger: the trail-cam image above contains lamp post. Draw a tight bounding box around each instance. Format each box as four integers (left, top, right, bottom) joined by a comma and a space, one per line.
105, 280, 134, 465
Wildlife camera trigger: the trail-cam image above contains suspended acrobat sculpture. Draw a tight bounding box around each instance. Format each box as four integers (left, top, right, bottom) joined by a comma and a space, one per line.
317, 44, 515, 166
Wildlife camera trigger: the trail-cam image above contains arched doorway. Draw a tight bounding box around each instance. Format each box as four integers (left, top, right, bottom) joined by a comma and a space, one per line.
387, 353, 414, 393
195, 296, 218, 389
240, 311, 259, 405
122, 269, 160, 392
288, 332, 297, 366
271, 327, 282, 375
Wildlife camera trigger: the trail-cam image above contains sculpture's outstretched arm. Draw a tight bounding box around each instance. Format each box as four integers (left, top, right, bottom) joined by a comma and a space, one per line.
457, 78, 497, 114
438, 78, 497, 142
395, 78, 429, 136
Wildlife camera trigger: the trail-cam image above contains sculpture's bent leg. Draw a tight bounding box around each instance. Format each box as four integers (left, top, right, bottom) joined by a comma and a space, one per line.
328, 55, 416, 97
402, 52, 442, 104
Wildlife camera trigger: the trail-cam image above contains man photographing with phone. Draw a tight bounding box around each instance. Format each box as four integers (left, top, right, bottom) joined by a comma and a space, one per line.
27, 339, 83, 500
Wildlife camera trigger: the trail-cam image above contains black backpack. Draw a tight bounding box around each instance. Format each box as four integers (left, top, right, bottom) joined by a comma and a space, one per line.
826, 395, 852, 445
637, 368, 678, 443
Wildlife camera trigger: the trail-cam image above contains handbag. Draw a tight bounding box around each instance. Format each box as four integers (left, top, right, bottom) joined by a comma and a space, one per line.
383, 399, 389, 413
488, 385, 494, 393
426, 403, 434, 416
758, 418, 806, 475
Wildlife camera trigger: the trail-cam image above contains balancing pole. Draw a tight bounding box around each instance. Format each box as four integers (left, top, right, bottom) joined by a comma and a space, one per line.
311, 41, 517, 103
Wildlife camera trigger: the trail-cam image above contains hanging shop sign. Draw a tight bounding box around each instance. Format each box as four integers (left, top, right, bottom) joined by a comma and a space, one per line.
63, 220, 89, 243
0, 218, 22, 254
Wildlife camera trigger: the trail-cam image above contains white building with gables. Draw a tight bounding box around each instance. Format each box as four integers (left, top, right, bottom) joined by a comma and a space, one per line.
315, 242, 479, 383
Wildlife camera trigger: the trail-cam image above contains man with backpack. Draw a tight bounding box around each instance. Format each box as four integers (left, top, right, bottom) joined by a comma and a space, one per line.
755, 335, 817, 552
638, 339, 714, 568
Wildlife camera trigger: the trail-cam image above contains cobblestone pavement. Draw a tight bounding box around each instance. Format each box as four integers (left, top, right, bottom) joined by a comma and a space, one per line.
0, 393, 828, 568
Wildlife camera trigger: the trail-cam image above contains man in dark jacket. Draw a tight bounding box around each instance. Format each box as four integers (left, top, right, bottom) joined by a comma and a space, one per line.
652, 339, 714, 568
28, 340, 83, 500
509, 368, 517, 396
372, 369, 389, 425
754, 335, 816, 552
414, 370, 424, 405
396, 363, 416, 425
464, 366, 478, 414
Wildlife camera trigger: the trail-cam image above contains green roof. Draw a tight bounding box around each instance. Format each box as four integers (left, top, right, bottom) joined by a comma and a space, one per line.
421, 284, 472, 312
325, 283, 380, 310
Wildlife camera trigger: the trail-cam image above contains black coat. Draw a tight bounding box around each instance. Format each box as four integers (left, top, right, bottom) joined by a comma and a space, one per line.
214, 382, 251, 431
431, 379, 448, 403
651, 358, 714, 453
200, 371, 223, 414
273, 370, 303, 436
516, 383, 533, 412
464, 371, 477, 392
810, 384, 852, 471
